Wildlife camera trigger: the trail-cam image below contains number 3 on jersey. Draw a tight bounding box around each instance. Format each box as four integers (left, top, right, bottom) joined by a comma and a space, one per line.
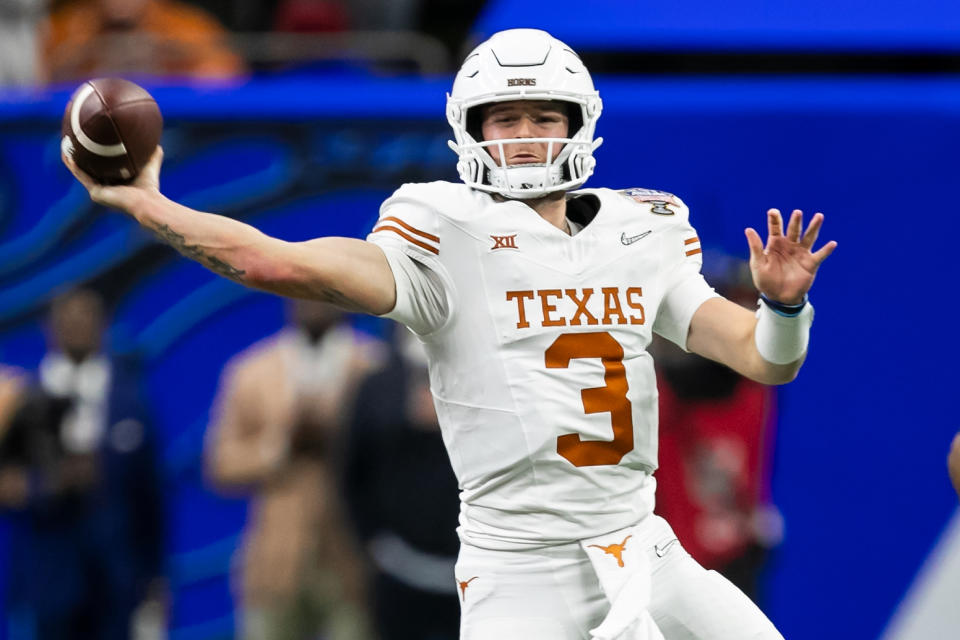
545, 332, 634, 467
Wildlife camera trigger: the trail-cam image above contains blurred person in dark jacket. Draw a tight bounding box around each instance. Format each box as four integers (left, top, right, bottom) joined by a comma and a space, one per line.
43, 0, 245, 83
0, 287, 166, 640
344, 328, 460, 640
653, 253, 782, 603
205, 299, 381, 640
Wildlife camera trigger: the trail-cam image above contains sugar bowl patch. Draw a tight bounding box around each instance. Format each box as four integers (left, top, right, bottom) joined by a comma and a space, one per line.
618, 188, 680, 215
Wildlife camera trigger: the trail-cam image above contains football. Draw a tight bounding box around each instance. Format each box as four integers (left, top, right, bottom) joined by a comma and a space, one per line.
61, 78, 163, 185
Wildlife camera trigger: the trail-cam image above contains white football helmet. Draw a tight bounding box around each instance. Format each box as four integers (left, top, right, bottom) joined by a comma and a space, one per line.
446, 29, 603, 199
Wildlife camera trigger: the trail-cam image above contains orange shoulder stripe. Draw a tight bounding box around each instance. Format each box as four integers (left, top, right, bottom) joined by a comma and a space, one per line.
372, 225, 440, 255
684, 236, 700, 245
685, 248, 702, 256
379, 216, 440, 243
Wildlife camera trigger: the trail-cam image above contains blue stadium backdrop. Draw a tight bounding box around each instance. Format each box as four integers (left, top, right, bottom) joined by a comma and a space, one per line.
1, 73, 959, 639
474, 0, 960, 52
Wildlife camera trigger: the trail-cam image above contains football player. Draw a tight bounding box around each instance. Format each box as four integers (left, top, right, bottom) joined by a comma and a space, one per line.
64, 28, 835, 640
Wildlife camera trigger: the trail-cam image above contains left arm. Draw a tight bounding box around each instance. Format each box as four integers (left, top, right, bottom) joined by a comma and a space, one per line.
687, 208, 837, 385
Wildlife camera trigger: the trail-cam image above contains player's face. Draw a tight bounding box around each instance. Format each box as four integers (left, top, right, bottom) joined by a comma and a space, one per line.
480, 101, 569, 167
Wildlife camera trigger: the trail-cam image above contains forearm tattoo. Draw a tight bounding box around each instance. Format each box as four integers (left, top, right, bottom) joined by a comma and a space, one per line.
152, 224, 246, 280
319, 287, 355, 308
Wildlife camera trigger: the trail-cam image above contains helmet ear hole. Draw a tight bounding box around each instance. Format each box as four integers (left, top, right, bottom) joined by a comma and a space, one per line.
566, 102, 583, 137
466, 108, 484, 142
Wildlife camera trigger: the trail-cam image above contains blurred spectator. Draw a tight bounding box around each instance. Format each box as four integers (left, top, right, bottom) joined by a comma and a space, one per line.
188, 0, 280, 32
340, 0, 486, 64
0, 0, 47, 87
205, 299, 381, 640
273, 0, 347, 33
0, 287, 166, 640
416, 0, 487, 61
43, 0, 245, 84
344, 328, 460, 640
653, 253, 782, 602
0, 364, 27, 506
949, 433, 960, 499
0, 364, 25, 426
345, 0, 418, 31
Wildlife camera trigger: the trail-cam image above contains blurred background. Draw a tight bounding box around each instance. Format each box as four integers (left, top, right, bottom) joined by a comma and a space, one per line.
1, 0, 959, 638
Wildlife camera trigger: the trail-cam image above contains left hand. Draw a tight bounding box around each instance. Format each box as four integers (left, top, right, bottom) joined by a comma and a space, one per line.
745, 209, 837, 304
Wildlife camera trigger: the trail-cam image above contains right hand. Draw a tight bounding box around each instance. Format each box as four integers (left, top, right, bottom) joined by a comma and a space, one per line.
62, 145, 164, 213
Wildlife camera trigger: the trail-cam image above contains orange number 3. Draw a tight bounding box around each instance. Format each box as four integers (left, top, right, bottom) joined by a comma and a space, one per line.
545, 332, 634, 467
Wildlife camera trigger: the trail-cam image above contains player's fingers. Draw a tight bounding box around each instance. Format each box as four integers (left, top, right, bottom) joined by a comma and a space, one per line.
744, 227, 764, 261
137, 146, 164, 189
767, 208, 783, 238
61, 152, 98, 193
61, 150, 78, 176
812, 240, 838, 265
61, 150, 84, 180
801, 212, 824, 249
786, 209, 803, 242
148, 145, 164, 167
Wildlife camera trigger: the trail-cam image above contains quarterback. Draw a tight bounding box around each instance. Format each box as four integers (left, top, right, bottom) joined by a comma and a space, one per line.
64, 29, 835, 640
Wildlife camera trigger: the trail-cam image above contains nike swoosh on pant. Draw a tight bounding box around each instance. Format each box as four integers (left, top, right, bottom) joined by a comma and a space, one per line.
655, 538, 678, 557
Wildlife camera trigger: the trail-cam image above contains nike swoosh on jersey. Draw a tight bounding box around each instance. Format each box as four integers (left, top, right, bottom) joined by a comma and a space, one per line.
620, 230, 652, 245
654, 538, 679, 557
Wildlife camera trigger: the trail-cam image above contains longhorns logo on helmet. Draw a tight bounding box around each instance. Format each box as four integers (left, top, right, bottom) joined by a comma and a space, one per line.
446, 29, 603, 200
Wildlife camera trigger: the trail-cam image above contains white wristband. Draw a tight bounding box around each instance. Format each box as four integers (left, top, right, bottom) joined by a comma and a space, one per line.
754, 299, 814, 365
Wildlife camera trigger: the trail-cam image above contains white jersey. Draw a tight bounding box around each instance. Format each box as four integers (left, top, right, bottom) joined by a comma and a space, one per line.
366, 181, 717, 550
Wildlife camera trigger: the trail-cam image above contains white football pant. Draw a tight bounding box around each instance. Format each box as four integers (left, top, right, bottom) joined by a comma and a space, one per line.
455, 515, 783, 640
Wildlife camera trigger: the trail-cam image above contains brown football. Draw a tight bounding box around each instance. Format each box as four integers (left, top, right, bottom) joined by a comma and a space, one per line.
61, 78, 163, 185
